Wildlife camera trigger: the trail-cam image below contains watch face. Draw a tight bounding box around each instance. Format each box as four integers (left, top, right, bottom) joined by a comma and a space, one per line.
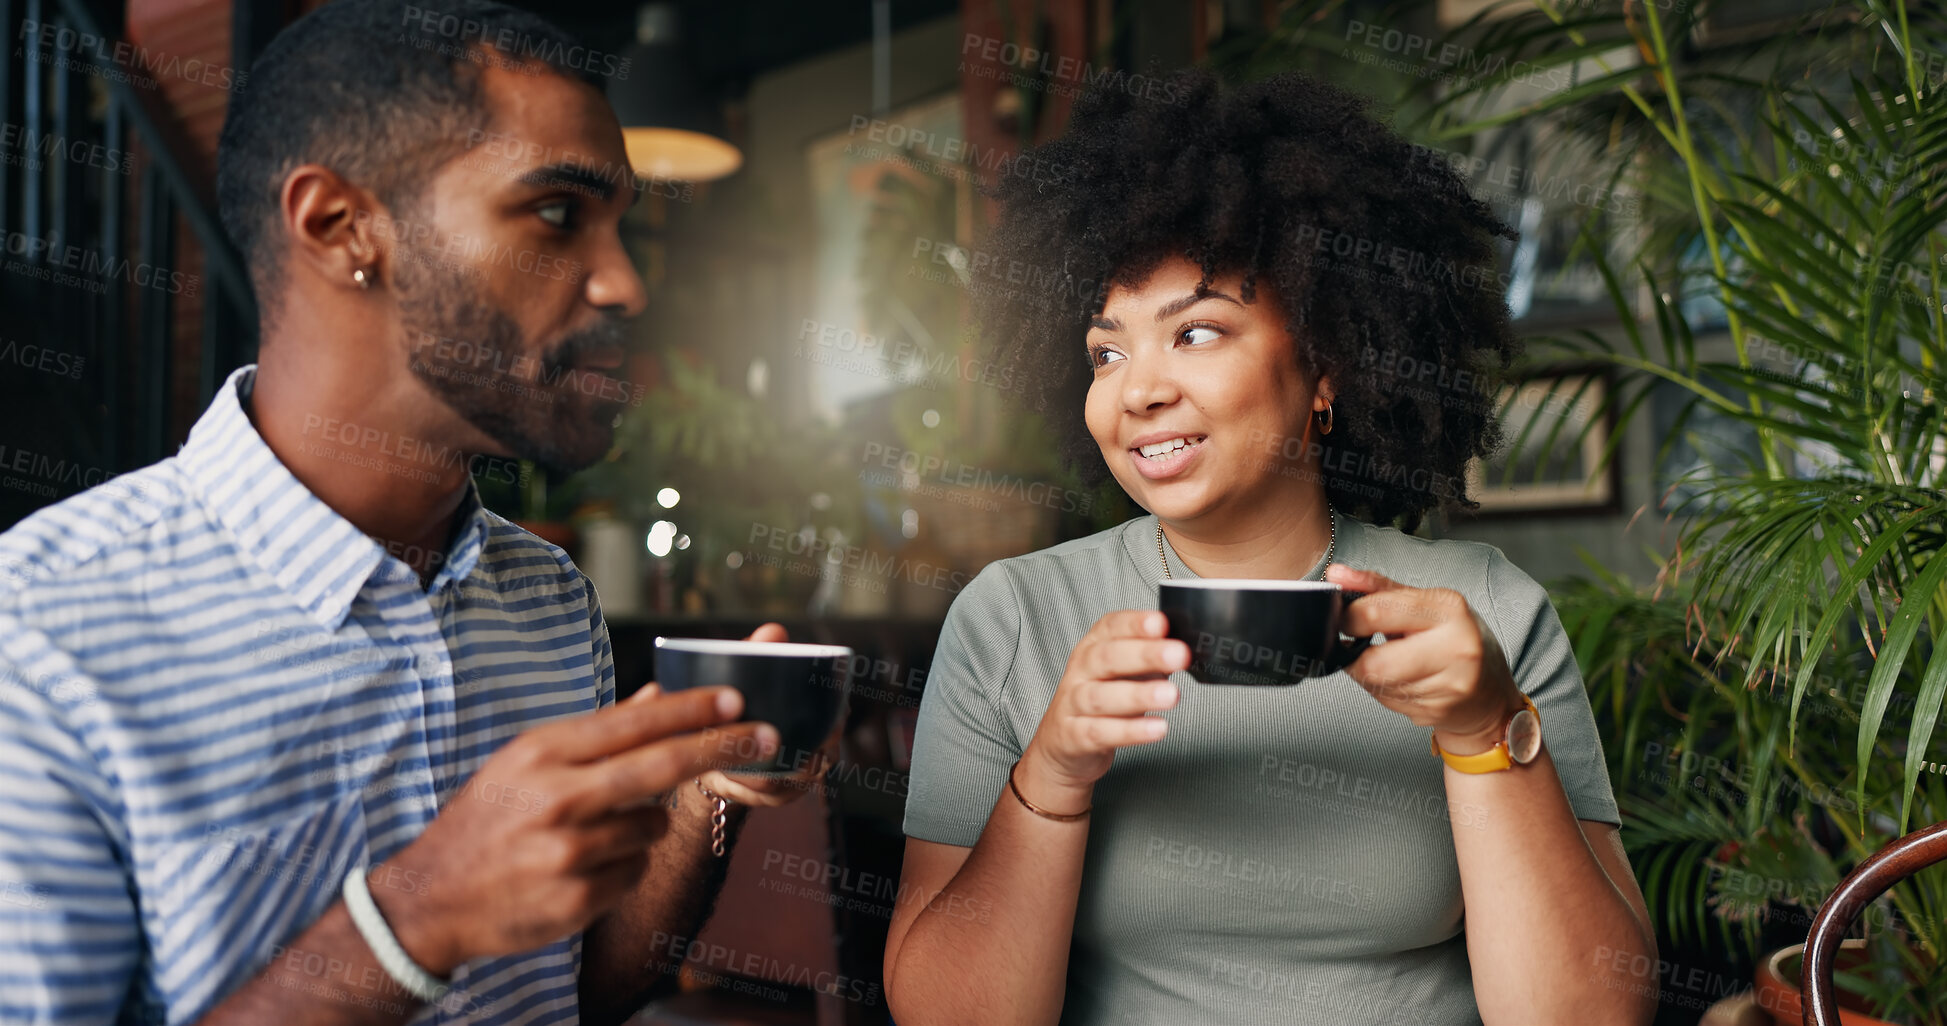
1507, 709, 1542, 763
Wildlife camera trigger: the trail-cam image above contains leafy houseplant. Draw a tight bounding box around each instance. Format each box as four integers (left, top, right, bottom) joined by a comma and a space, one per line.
582, 348, 869, 617
1217, 0, 1946, 1020
849, 125, 1124, 570
1391, 0, 1947, 1020
473, 459, 578, 551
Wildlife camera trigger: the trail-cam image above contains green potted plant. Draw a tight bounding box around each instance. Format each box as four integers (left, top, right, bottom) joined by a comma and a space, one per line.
474, 459, 581, 552
1367, 0, 1947, 1020
584, 348, 868, 616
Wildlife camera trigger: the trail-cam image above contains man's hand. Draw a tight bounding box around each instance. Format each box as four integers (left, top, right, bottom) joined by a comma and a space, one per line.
372, 685, 780, 974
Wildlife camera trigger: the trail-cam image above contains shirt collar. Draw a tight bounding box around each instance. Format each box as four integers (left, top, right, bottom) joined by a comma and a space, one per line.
178, 365, 489, 630
434, 482, 488, 589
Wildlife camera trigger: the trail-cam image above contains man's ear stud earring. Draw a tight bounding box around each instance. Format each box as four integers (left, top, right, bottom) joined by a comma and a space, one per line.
352, 267, 372, 289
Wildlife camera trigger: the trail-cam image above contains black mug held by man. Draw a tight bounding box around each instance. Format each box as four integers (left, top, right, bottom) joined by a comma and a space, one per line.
653, 638, 854, 774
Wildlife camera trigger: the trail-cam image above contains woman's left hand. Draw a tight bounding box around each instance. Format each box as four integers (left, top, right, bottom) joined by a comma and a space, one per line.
697, 725, 839, 807
695, 621, 841, 808
1323, 564, 1526, 754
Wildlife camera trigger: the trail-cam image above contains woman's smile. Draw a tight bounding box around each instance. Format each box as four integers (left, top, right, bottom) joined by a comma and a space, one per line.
1129, 432, 1208, 479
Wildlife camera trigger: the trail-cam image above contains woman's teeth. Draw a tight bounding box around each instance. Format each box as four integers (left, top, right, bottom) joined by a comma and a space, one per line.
1137, 436, 1206, 460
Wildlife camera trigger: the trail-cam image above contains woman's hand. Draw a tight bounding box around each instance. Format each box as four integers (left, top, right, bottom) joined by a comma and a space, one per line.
1016, 611, 1185, 811
697, 621, 839, 808
1324, 565, 1526, 755
699, 728, 837, 807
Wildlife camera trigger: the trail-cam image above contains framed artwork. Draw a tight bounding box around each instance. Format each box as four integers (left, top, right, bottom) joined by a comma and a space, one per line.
1464, 368, 1620, 516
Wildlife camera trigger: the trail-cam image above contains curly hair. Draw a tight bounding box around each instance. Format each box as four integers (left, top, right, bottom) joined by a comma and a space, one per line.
977, 68, 1522, 532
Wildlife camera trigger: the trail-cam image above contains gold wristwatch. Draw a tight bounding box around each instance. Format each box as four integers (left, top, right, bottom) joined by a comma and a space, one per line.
1430, 694, 1541, 773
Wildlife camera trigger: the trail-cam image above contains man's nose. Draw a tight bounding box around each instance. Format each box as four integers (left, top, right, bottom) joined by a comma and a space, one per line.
584, 227, 648, 318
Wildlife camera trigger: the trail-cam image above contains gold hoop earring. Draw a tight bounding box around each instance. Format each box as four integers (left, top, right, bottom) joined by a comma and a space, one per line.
1317, 402, 1334, 435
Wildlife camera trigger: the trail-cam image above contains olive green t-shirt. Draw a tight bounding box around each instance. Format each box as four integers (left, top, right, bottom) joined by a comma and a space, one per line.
903, 512, 1620, 1026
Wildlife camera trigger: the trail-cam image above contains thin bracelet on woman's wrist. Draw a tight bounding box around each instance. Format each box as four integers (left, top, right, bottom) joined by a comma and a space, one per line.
1008, 760, 1091, 822
695, 779, 735, 857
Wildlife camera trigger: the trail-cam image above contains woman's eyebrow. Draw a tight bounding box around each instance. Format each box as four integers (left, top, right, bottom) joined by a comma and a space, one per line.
1092, 290, 1244, 332
1155, 290, 1242, 320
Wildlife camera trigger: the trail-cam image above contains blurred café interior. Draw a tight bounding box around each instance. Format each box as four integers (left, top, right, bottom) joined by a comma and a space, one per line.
3, 0, 1946, 1024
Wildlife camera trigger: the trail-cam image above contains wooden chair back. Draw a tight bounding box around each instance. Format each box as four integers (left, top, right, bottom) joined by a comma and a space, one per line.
1800, 819, 1947, 1025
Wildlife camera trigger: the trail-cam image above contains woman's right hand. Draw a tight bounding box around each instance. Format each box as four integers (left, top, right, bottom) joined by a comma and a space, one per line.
1016, 610, 1187, 811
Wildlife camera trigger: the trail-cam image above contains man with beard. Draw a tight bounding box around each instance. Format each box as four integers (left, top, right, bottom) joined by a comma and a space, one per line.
0, 2, 823, 1025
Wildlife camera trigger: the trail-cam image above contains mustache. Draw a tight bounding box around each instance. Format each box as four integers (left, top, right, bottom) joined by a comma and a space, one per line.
541, 318, 632, 374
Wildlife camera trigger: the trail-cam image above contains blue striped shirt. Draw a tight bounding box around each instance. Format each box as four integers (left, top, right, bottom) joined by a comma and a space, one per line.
0, 365, 617, 1025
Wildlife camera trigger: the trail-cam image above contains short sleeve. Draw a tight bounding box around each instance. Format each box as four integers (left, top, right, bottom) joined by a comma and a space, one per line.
1484, 549, 1621, 826
0, 620, 141, 1025
581, 570, 617, 710
902, 563, 1025, 848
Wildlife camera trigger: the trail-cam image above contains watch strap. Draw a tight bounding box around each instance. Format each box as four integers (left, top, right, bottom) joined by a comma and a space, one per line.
1431, 694, 1538, 774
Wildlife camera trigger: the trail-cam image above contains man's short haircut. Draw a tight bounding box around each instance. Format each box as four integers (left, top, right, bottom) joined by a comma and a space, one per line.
216, 0, 603, 312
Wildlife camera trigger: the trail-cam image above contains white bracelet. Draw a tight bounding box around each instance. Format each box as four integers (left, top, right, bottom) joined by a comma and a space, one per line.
342, 865, 452, 1004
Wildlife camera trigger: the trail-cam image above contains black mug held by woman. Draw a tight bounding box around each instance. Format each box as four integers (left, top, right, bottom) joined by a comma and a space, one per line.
1158, 579, 1371, 685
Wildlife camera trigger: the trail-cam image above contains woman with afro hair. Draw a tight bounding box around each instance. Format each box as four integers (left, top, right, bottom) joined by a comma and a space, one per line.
882, 68, 1656, 1026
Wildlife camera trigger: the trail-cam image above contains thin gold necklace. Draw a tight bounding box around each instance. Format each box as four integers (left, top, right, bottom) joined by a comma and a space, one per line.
1158, 505, 1336, 580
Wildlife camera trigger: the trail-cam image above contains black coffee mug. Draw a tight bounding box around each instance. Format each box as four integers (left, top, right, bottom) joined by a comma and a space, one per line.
1158, 580, 1372, 686
652, 638, 853, 774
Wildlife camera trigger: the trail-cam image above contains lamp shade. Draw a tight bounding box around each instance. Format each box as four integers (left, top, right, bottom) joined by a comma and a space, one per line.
609, 3, 742, 182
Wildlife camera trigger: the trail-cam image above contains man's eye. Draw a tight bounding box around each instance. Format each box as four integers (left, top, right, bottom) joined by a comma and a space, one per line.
1181, 326, 1221, 346
537, 201, 576, 229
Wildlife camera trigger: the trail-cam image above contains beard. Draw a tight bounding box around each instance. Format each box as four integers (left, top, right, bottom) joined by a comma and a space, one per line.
394, 247, 631, 474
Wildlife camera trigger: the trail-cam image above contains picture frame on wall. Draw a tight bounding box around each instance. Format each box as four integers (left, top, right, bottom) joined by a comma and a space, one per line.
1463, 367, 1620, 517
